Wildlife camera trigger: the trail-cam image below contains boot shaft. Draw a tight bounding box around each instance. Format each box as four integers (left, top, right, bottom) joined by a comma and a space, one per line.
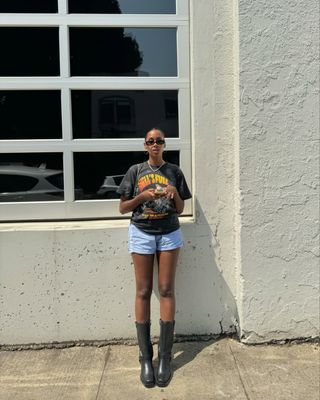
156, 320, 175, 387
135, 320, 153, 360
158, 319, 175, 358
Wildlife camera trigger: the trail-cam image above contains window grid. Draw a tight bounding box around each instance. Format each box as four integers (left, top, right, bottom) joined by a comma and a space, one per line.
0, 0, 191, 221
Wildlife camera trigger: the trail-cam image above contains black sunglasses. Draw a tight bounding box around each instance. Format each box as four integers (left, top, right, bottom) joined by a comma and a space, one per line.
145, 138, 166, 146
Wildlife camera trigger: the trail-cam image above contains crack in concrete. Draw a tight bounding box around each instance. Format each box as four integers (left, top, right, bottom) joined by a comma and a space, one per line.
278, 174, 304, 190
0, 334, 236, 351
240, 330, 319, 345
95, 346, 111, 400
256, 249, 299, 262
228, 343, 252, 400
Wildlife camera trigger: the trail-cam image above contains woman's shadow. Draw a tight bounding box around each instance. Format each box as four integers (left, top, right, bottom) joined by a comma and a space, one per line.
153, 336, 228, 374
174, 337, 223, 371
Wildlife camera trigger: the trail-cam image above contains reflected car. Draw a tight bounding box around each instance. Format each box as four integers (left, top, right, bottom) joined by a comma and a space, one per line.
97, 174, 124, 199
0, 165, 64, 202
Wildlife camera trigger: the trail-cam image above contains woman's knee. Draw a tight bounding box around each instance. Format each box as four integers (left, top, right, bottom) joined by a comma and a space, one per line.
158, 284, 174, 298
136, 286, 152, 300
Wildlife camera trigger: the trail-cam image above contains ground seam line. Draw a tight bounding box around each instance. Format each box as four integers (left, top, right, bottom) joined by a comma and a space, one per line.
228, 343, 252, 400
95, 346, 111, 400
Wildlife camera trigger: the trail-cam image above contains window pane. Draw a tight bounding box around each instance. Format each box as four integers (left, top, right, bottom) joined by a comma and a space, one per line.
0, 91, 62, 139
74, 151, 179, 200
70, 28, 177, 77
0, 28, 60, 76
68, 0, 175, 14
0, 154, 64, 202
0, 0, 57, 13
72, 90, 178, 138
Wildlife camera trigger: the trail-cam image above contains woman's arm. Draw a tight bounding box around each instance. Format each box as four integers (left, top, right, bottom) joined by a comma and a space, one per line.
119, 189, 156, 214
173, 191, 185, 214
165, 186, 185, 214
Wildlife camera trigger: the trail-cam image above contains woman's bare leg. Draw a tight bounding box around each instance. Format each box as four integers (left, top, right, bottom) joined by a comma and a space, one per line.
132, 253, 154, 323
157, 249, 180, 321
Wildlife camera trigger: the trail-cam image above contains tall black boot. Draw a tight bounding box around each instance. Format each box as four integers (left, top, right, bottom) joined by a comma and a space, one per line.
156, 319, 175, 387
135, 321, 155, 388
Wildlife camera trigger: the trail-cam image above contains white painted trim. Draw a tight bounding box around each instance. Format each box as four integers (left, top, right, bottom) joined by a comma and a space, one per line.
57, 0, 67, 14
0, 215, 195, 232
61, 88, 72, 141
177, 0, 190, 16
0, 139, 190, 152
0, 199, 192, 221
177, 25, 190, 79
179, 148, 192, 215
61, 87, 74, 202
59, 25, 70, 77
0, 14, 188, 27
178, 88, 191, 142
63, 150, 74, 202
0, 201, 120, 221
0, 78, 189, 89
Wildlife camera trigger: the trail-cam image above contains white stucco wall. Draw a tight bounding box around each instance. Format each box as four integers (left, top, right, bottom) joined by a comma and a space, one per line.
0, 1, 239, 346
237, 0, 320, 342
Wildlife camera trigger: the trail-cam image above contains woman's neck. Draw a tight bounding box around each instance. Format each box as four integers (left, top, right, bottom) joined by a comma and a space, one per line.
148, 156, 164, 166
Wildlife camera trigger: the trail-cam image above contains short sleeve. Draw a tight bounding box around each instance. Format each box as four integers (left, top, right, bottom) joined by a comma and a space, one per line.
117, 165, 138, 199
176, 168, 192, 200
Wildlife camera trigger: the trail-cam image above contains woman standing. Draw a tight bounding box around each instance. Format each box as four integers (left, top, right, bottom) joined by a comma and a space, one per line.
117, 128, 191, 388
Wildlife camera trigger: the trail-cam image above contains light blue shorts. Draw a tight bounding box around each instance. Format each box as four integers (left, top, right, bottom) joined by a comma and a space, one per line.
128, 223, 183, 254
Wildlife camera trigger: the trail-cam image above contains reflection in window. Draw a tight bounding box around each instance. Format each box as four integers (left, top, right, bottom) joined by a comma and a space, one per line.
165, 99, 178, 119
0, 91, 62, 140
74, 151, 179, 200
0, 28, 60, 76
0, 153, 64, 202
0, 0, 58, 13
99, 96, 134, 131
69, 28, 177, 77
68, 0, 175, 14
72, 90, 178, 138
0, 175, 38, 192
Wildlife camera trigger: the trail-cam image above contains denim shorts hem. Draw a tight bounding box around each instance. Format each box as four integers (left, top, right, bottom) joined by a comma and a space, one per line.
128, 224, 183, 254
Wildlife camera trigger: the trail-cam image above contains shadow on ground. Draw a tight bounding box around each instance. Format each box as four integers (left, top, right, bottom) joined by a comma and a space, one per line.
154, 337, 228, 373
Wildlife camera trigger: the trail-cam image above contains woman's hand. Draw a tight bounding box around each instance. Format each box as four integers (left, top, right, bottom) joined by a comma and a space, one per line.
164, 185, 177, 199
139, 189, 156, 202
119, 189, 155, 214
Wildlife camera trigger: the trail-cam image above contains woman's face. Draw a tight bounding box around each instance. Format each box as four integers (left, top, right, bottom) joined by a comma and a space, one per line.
144, 129, 166, 158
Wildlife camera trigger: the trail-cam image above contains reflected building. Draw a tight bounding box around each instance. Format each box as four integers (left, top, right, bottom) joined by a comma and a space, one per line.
93, 90, 178, 139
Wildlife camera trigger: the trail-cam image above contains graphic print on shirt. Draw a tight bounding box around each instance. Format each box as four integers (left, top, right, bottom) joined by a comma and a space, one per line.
137, 173, 174, 219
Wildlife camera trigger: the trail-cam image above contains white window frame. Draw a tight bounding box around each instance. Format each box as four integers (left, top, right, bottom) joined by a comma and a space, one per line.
0, 0, 191, 221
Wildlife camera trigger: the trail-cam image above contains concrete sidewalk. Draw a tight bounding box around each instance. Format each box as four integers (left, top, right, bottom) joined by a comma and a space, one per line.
0, 338, 318, 400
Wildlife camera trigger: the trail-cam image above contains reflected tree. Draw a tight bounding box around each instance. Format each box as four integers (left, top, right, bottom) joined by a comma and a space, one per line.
71, 0, 143, 194
70, 0, 143, 76
70, 28, 143, 76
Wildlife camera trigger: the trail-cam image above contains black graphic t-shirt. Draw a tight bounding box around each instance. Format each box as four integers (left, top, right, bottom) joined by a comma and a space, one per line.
117, 162, 192, 234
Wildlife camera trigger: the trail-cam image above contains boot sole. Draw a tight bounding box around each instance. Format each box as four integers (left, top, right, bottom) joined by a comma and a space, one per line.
142, 380, 156, 388
156, 373, 172, 387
